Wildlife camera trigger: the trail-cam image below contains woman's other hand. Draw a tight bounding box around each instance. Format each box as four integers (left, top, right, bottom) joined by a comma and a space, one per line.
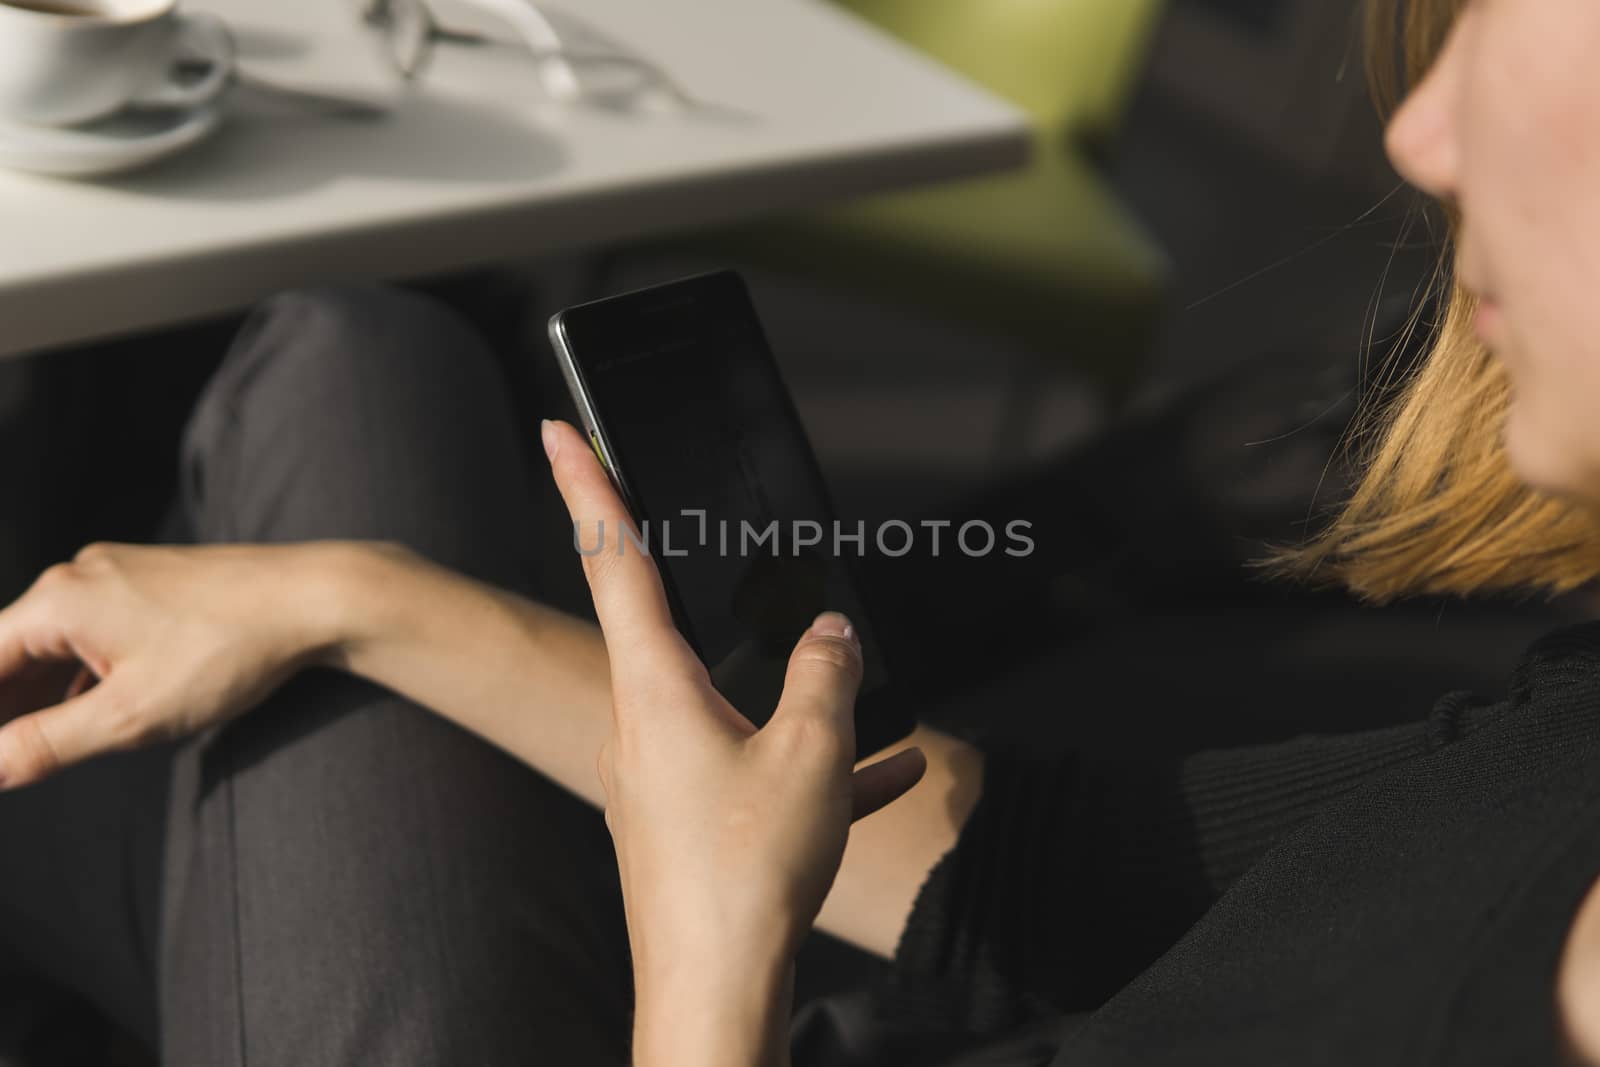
542, 418, 926, 1067
0, 542, 354, 789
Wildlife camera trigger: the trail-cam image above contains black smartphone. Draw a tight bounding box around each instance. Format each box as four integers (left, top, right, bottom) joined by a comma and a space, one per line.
547, 270, 913, 759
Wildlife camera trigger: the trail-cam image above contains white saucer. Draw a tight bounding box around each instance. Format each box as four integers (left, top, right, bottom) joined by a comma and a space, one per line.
0, 102, 223, 178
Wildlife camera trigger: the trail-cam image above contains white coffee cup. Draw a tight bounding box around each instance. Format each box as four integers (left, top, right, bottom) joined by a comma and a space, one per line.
0, 0, 235, 128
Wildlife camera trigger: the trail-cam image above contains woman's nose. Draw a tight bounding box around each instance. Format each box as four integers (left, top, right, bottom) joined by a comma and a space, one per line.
1384, 31, 1465, 202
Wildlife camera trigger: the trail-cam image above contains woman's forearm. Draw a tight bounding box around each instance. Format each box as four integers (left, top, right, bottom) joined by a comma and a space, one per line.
316, 543, 615, 807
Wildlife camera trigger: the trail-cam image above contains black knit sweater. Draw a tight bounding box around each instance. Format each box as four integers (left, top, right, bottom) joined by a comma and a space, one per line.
794, 622, 1600, 1066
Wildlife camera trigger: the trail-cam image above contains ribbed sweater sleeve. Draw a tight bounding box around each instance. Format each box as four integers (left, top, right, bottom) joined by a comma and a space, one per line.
879, 691, 1500, 1034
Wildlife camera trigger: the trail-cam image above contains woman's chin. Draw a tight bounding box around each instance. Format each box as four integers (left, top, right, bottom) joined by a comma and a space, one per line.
1504, 405, 1600, 502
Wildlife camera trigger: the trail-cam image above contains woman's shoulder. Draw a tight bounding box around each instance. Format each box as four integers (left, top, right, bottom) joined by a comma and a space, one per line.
1431, 618, 1600, 742
1506, 619, 1600, 700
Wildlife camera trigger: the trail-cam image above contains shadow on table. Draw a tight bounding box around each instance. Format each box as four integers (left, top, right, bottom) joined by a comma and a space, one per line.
103, 89, 568, 200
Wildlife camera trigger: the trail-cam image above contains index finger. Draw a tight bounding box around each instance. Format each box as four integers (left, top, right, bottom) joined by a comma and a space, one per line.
541, 419, 696, 673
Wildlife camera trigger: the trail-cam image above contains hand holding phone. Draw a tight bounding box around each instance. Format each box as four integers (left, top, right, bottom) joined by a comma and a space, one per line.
547, 271, 913, 758
540, 414, 927, 1061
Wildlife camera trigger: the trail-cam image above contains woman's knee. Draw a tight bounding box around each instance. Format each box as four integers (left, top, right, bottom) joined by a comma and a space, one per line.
177, 284, 539, 579
188, 284, 503, 443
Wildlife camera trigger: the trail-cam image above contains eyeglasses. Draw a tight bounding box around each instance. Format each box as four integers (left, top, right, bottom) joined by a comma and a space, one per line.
360, 0, 741, 117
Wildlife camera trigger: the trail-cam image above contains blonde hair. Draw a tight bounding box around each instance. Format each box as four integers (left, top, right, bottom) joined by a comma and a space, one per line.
1273, 0, 1600, 602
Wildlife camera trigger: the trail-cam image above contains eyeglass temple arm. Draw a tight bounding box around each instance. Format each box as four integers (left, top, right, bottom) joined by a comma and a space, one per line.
448, 0, 580, 100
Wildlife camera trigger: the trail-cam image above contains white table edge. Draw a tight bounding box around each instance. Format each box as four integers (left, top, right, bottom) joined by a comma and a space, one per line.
0, 119, 1030, 361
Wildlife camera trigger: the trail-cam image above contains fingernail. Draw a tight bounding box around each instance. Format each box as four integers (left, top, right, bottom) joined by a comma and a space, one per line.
811, 611, 856, 645
541, 419, 559, 462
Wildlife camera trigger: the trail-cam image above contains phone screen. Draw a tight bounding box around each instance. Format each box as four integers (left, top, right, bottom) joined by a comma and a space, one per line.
551, 272, 908, 754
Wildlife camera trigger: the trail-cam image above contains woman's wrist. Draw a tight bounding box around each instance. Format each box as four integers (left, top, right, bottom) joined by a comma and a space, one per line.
632, 940, 796, 1067
289, 540, 420, 671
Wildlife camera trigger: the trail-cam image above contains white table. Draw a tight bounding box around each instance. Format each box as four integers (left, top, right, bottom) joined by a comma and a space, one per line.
0, 0, 1027, 359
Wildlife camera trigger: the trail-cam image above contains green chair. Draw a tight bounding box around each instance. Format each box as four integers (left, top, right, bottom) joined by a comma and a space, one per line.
700, 0, 1172, 408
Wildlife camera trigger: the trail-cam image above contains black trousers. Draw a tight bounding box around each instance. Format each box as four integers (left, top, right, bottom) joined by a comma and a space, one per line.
0, 286, 638, 1065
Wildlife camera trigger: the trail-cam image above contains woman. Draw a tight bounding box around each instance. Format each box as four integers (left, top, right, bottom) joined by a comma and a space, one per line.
1, 0, 1597, 1064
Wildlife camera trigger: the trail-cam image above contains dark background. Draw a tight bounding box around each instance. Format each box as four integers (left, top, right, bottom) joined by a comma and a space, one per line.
1191, 0, 1293, 34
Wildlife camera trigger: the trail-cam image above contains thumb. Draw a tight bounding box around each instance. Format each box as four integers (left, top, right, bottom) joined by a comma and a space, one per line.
0, 681, 133, 790
769, 612, 864, 762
